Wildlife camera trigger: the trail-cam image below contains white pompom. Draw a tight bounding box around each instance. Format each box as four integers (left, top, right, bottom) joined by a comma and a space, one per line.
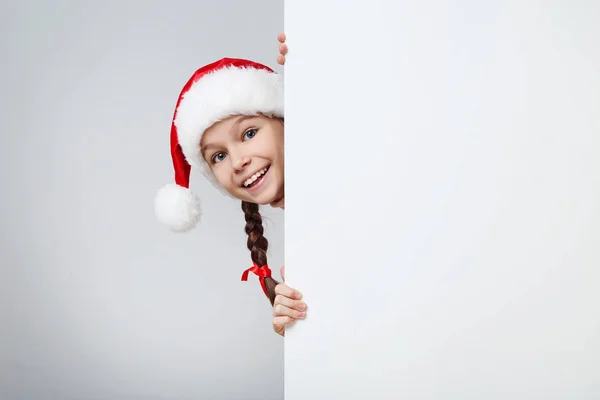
154, 183, 202, 232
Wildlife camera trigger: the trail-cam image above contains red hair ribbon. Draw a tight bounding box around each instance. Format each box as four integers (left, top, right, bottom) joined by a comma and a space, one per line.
241, 262, 272, 298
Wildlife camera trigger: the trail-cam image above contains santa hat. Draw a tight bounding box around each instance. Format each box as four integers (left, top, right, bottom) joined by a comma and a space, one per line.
154, 58, 284, 232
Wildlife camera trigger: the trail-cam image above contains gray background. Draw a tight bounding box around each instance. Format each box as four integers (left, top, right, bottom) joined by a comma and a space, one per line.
1, 1, 285, 399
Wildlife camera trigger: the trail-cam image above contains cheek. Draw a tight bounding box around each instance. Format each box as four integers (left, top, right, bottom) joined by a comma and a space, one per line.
259, 133, 284, 161
211, 165, 232, 187
273, 140, 284, 165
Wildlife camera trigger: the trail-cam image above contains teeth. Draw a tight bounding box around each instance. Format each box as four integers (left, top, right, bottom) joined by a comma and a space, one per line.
243, 168, 268, 187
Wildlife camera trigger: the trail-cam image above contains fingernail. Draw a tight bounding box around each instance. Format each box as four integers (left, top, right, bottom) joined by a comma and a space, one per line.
299, 303, 306, 311
295, 291, 302, 299
298, 312, 306, 318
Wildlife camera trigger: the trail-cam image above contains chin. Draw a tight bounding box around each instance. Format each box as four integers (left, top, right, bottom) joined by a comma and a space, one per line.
238, 185, 282, 206
250, 191, 279, 206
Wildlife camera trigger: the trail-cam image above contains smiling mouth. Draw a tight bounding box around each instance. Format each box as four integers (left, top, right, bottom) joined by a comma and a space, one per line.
243, 166, 270, 188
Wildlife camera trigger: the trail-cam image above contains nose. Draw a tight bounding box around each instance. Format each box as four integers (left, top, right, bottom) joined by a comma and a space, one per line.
232, 153, 251, 172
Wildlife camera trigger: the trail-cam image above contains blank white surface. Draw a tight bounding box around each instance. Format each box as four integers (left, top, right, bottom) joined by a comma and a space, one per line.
284, 1, 600, 399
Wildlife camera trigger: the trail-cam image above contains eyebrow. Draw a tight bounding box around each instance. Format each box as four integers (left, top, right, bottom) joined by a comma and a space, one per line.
231, 115, 255, 131
201, 115, 256, 158
201, 143, 216, 157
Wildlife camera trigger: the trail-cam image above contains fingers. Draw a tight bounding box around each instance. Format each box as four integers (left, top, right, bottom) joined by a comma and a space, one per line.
275, 294, 306, 316
279, 43, 288, 55
273, 301, 306, 321
275, 281, 301, 300
273, 316, 296, 328
272, 282, 307, 336
273, 285, 306, 320
277, 32, 287, 65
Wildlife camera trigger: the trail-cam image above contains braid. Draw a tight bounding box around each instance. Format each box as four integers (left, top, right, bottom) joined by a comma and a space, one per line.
241, 201, 279, 305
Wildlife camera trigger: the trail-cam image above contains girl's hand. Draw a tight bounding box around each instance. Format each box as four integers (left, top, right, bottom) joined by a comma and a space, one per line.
277, 32, 287, 65
273, 266, 307, 336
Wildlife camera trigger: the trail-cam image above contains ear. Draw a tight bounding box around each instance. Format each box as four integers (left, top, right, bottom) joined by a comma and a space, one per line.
280, 266, 285, 282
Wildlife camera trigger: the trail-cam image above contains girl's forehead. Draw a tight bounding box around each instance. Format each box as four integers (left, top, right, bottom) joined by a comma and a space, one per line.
202, 115, 257, 143
201, 117, 234, 142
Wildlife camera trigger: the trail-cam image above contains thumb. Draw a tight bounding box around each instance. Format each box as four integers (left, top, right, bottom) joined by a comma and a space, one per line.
280, 266, 285, 282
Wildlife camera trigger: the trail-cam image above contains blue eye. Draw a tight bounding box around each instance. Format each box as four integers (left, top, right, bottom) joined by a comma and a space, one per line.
212, 152, 226, 163
243, 128, 257, 141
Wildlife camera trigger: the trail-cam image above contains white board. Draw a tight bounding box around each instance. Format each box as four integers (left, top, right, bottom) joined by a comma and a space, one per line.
284, 1, 600, 399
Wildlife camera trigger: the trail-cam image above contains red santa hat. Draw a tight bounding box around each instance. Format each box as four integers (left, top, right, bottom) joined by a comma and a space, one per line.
154, 58, 284, 232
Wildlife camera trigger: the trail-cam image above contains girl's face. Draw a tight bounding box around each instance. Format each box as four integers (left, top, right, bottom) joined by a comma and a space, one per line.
201, 115, 284, 206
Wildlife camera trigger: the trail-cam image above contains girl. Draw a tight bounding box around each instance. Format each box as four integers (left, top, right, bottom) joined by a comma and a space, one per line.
154, 33, 300, 336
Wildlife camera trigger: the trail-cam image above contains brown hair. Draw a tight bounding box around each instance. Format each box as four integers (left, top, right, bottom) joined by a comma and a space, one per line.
241, 201, 279, 305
